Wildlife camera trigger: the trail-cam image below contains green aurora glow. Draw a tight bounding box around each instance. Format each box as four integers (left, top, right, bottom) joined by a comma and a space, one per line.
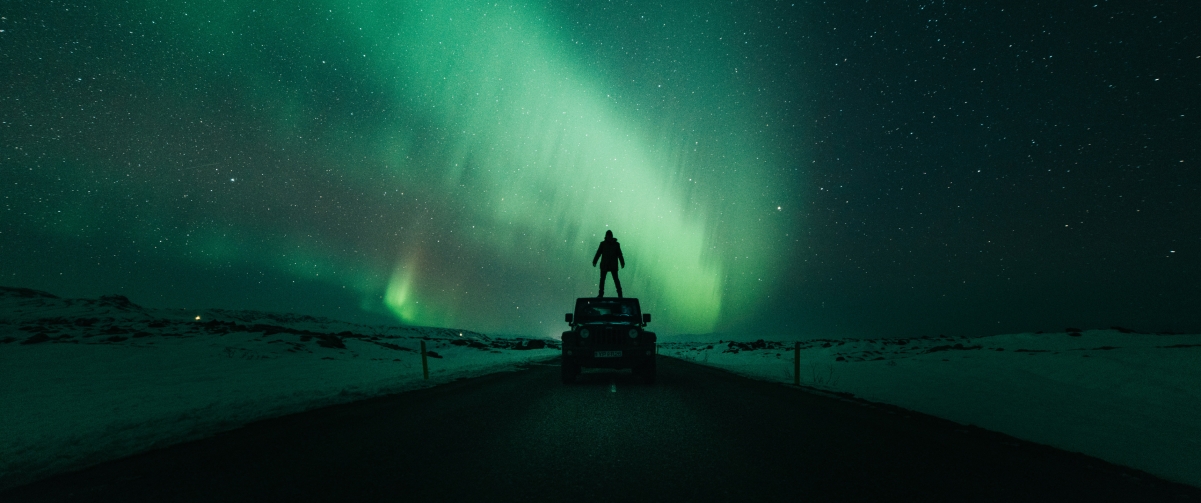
3, 0, 802, 335
373, 1, 792, 332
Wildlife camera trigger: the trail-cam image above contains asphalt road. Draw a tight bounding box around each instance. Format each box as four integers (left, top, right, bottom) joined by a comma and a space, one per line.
5, 357, 1198, 502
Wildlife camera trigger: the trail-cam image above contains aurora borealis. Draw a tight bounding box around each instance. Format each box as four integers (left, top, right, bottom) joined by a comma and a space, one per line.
3, 1, 1198, 338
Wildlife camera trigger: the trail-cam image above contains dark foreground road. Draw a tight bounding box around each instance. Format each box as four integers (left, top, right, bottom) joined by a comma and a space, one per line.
5, 357, 1198, 502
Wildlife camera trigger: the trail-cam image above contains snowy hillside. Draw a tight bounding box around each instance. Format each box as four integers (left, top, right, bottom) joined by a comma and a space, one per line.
0, 287, 558, 491
4, 284, 1197, 492
660, 331, 1201, 488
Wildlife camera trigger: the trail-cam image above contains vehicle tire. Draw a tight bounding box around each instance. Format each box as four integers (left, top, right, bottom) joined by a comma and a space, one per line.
561, 362, 578, 383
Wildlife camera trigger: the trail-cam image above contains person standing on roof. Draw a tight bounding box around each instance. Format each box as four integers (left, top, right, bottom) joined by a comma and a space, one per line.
592, 230, 625, 298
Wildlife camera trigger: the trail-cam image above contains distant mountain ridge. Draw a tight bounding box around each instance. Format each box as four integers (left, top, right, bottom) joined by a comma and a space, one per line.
0, 285, 558, 350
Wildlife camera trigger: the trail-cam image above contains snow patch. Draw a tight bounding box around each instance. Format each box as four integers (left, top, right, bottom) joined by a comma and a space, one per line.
660, 331, 1201, 488
0, 287, 558, 491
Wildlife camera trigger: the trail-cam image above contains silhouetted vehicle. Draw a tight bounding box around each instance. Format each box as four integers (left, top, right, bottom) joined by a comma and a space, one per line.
561, 297, 656, 384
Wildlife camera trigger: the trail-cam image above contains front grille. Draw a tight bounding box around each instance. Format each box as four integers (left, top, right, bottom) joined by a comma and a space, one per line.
598, 326, 619, 346
582, 326, 633, 346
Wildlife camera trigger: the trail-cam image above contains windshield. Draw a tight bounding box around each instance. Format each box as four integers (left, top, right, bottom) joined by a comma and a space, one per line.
574, 298, 641, 323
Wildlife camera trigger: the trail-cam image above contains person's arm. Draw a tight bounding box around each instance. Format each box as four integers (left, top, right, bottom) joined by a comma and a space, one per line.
593, 242, 602, 267
618, 243, 625, 268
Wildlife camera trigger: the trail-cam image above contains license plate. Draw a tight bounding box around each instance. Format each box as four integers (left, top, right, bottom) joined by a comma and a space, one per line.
594, 350, 622, 358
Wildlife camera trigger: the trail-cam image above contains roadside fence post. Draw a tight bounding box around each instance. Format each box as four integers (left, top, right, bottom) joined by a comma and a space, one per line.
794, 341, 800, 386
421, 340, 429, 380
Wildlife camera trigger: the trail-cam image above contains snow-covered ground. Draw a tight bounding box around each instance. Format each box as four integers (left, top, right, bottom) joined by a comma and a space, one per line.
0, 287, 558, 491
4, 284, 1198, 492
660, 331, 1201, 488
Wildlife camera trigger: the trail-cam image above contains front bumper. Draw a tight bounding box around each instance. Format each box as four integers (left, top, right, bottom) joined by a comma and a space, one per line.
562, 346, 656, 369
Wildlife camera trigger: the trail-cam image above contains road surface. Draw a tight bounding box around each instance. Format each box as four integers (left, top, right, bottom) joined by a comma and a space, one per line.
4, 357, 1197, 502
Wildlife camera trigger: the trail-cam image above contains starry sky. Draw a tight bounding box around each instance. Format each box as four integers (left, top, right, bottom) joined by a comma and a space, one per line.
2, 0, 1198, 338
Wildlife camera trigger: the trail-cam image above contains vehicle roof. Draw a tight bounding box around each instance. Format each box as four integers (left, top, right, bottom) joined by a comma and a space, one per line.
574, 297, 642, 318
574, 297, 641, 308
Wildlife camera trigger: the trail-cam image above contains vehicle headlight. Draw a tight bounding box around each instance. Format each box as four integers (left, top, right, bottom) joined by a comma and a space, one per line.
628, 329, 638, 338
580, 329, 590, 339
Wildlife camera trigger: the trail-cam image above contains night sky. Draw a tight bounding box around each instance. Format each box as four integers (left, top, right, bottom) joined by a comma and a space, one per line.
3, 0, 1198, 338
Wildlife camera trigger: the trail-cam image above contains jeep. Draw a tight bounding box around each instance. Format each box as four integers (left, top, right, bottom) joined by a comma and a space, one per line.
560, 297, 657, 384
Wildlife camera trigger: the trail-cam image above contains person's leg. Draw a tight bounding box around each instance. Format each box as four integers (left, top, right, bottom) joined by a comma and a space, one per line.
612, 268, 622, 298
598, 269, 608, 297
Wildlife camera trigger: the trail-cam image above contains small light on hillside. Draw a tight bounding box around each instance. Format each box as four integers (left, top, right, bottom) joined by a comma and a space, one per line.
459, 332, 463, 337
195, 316, 201, 320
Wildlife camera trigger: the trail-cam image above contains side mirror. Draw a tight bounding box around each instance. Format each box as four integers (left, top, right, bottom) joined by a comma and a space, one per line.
642, 313, 651, 324
565, 313, 573, 324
